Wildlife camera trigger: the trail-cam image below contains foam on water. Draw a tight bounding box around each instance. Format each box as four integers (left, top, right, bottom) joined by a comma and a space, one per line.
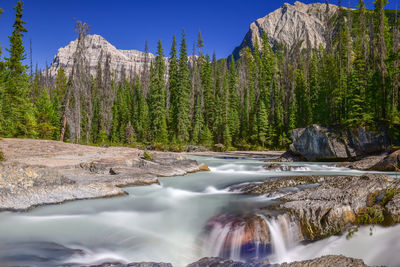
0, 156, 399, 267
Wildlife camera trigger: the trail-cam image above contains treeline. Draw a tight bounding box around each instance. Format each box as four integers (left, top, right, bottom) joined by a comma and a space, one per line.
0, 0, 399, 150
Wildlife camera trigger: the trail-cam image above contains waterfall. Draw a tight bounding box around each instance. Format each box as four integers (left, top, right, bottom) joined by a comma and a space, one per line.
229, 225, 245, 261
203, 214, 301, 263
259, 214, 301, 263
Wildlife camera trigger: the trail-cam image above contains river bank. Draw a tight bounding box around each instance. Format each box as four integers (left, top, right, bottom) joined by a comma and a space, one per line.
0, 155, 398, 266
0, 138, 209, 211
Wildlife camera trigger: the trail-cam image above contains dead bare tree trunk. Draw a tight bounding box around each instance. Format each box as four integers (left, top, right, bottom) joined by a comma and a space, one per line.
66, 20, 91, 144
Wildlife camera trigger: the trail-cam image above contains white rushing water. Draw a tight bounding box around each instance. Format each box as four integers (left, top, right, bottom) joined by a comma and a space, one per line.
0, 156, 399, 266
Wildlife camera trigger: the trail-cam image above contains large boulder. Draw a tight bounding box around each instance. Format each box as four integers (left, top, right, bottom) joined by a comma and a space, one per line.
281, 174, 399, 240
229, 174, 400, 241
290, 125, 389, 161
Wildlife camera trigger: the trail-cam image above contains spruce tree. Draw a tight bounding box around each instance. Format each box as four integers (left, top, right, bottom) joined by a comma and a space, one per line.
202, 53, 214, 130
6, 0, 27, 75
295, 67, 311, 127
168, 36, 179, 139
176, 29, 191, 144
227, 55, 240, 145
148, 40, 168, 143
35, 88, 57, 139
257, 100, 269, 147
191, 94, 203, 144
135, 79, 149, 142
373, 0, 389, 119
2, 0, 36, 137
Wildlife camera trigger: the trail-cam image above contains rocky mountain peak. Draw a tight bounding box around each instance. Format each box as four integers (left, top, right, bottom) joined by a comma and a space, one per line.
232, 1, 340, 58
47, 34, 155, 78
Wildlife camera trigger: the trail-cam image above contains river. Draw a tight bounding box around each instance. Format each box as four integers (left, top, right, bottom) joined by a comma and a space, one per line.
0, 156, 399, 266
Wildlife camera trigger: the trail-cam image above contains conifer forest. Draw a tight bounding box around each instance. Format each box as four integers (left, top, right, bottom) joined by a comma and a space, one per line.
1, 0, 400, 151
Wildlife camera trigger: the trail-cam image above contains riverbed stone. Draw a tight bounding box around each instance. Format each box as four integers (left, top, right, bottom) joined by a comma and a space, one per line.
0, 138, 207, 211
187, 255, 373, 267
369, 149, 400, 171
230, 176, 324, 195
90, 263, 173, 267
281, 174, 399, 240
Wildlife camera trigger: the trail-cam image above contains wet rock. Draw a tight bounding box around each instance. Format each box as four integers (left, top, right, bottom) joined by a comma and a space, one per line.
272, 255, 373, 267
228, 174, 399, 242
187, 257, 264, 267
0, 138, 205, 211
385, 191, 400, 224
230, 176, 323, 195
199, 164, 211, 172
272, 151, 304, 162
337, 152, 389, 170
369, 150, 400, 171
263, 164, 324, 172
186, 145, 209, 153
290, 125, 389, 161
90, 262, 172, 267
188, 255, 372, 267
281, 174, 399, 240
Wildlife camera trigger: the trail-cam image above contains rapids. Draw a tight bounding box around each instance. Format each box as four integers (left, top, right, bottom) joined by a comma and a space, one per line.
0, 156, 399, 266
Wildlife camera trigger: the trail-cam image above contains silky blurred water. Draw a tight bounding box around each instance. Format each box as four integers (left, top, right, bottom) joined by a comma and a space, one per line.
0, 156, 399, 266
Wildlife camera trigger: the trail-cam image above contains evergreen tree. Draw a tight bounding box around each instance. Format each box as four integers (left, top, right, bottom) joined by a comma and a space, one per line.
295, 66, 311, 127
6, 0, 27, 75
2, 0, 36, 137
134, 79, 149, 142
191, 93, 203, 144
175, 29, 191, 143
227, 55, 240, 144
373, 0, 389, 119
35, 88, 57, 139
257, 100, 269, 147
148, 40, 168, 143
202, 53, 214, 130
168, 36, 179, 138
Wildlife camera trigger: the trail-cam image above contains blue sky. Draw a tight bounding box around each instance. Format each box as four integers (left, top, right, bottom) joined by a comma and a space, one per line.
0, 0, 399, 69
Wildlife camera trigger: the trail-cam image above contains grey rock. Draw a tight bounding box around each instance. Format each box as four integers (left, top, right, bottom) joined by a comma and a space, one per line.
47, 34, 157, 79
338, 152, 390, 170
272, 151, 304, 162
230, 176, 323, 195
0, 138, 206, 211
186, 145, 209, 153
369, 149, 400, 171
88, 262, 172, 267
290, 125, 389, 161
386, 192, 400, 224
281, 174, 397, 240
232, 2, 340, 59
187, 255, 372, 267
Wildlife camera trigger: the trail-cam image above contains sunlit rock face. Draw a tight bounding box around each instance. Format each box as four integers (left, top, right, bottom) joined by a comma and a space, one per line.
232, 1, 340, 58
47, 34, 156, 78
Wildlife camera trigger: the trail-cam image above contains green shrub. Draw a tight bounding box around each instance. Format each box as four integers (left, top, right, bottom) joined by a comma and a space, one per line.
355, 206, 384, 226
143, 150, 153, 161
0, 150, 4, 162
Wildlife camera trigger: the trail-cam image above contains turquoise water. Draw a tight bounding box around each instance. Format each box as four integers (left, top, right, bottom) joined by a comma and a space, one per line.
0, 156, 399, 266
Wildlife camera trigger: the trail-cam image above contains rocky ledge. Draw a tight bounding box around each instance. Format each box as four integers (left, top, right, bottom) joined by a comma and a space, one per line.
188, 255, 373, 267
0, 138, 208, 211
216, 174, 400, 249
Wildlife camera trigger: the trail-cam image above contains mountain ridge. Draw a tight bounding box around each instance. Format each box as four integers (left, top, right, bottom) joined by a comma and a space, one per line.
232, 1, 340, 58
48, 1, 341, 77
